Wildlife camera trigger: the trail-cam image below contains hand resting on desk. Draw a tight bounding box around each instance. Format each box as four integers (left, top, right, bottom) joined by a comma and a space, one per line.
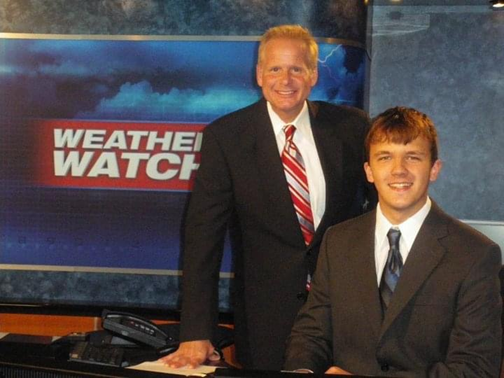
160, 340, 221, 368
294, 366, 352, 375
325, 366, 352, 375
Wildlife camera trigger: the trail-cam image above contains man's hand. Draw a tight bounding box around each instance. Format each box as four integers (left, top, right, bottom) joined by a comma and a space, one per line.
325, 366, 352, 375
160, 340, 220, 369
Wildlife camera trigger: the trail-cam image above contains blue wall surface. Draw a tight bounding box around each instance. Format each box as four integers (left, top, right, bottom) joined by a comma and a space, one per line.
0, 0, 367, 40
369, 4, 503, 222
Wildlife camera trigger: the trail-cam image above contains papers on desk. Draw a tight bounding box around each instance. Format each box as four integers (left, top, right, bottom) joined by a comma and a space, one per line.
128, 360, 218, 376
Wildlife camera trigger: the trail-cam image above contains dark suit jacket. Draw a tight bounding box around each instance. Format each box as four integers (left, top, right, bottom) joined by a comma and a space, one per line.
284, 202, 503, 377
179, 99, 373, 370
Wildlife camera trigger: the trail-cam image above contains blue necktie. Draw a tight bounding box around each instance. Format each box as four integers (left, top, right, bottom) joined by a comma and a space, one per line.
380, 228, 403, 311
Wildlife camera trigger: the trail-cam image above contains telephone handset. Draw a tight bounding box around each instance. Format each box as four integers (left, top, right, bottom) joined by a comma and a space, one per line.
66, 310, 179, 367
101, 309, 173, 350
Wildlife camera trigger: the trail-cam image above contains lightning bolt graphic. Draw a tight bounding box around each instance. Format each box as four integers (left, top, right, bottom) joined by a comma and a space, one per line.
318, 45, 343, 85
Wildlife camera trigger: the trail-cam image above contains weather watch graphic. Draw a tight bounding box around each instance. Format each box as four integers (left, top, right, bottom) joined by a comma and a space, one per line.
0, 36, 366, 309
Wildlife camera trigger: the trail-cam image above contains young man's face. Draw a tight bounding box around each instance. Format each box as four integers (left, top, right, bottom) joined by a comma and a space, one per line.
364, 136, 442, 224
256, 38, 318, 123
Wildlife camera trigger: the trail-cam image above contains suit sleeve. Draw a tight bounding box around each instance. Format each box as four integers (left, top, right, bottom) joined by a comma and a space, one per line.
283, 231, 334, 374
179, 126, 233, 343
403, 244, 503, 378
336, 106, 376, 217
357, 111, 377, 214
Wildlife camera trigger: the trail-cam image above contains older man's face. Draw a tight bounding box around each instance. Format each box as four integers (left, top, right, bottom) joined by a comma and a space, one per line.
256, 38, 318, 123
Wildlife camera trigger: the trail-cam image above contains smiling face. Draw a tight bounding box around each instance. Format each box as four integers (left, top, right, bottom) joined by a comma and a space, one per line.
364, 136, 442, 224
256, 38, 318, 123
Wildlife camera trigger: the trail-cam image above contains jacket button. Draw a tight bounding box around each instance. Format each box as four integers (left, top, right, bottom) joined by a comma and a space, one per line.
296, 292, 307, 301
381, 364, 389, 372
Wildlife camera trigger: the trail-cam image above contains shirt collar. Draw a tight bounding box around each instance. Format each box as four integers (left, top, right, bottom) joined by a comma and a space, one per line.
267, 101, 310, 138
376, 197, 432, 254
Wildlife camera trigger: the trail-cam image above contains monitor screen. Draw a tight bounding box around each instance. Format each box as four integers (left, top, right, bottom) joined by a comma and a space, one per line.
0, 34, 367, 317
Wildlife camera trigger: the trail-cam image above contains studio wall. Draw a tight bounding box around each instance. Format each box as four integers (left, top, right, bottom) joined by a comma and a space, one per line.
368, 2, 504, 222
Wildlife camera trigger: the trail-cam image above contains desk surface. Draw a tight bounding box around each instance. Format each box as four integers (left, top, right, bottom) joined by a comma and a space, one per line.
0, 333, 371, 377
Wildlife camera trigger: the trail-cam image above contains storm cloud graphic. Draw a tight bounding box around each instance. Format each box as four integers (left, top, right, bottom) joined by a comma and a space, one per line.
0, 38, 365, 123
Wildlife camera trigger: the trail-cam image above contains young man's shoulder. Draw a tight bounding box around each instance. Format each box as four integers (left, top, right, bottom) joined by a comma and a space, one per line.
325, 211, 375, 238
444, 213, 501, 253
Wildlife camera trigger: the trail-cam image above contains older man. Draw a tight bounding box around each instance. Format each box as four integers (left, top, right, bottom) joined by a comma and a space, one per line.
164, 24, 373, 370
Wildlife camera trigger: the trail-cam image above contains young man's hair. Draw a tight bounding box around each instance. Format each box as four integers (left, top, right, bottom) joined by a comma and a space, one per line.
258, 24, 318, 71
365, 106, 439, 165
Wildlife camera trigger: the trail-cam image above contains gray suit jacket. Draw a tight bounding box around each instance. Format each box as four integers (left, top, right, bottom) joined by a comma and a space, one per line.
180, 99, 373, 370
284, 202, 502, 377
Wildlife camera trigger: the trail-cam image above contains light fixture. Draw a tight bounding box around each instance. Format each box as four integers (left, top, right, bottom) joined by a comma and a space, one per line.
490, 0, 504, 9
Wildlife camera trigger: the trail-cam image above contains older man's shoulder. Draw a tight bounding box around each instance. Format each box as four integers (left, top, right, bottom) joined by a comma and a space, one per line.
205, 100, 265, 134
311, 101, 368, 120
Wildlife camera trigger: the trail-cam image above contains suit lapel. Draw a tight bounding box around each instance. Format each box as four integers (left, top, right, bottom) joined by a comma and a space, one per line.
252, 100, 306, 246
251, 100, 348, 248
308, 102, 344, 246
380, 203, 449, 335
348, 211, 384, 339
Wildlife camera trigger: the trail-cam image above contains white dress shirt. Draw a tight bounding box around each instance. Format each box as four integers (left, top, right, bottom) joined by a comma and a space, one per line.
267, 101, 326, 229
374, 197, 432, 285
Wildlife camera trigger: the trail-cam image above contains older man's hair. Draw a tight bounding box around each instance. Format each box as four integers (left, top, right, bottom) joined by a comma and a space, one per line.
258, 24, 318, 71
366, 106, 439, 165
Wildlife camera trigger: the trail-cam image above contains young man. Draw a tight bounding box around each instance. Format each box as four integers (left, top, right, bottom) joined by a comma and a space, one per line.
162, 25, 373, 370
284, 107, 502, 377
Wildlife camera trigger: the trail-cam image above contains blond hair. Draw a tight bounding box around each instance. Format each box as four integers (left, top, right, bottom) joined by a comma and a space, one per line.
258, 25, 318, 71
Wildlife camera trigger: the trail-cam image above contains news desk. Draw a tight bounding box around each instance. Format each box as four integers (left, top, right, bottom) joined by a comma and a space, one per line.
0, 333, 371, 377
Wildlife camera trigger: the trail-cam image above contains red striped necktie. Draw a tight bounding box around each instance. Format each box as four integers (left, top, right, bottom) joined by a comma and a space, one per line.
282, 124, 315, 246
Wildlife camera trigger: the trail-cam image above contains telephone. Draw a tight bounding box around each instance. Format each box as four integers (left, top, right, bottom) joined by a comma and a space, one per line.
66, 309, 233, 368
67, 310, 179, 367
101, 309, 177, 350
